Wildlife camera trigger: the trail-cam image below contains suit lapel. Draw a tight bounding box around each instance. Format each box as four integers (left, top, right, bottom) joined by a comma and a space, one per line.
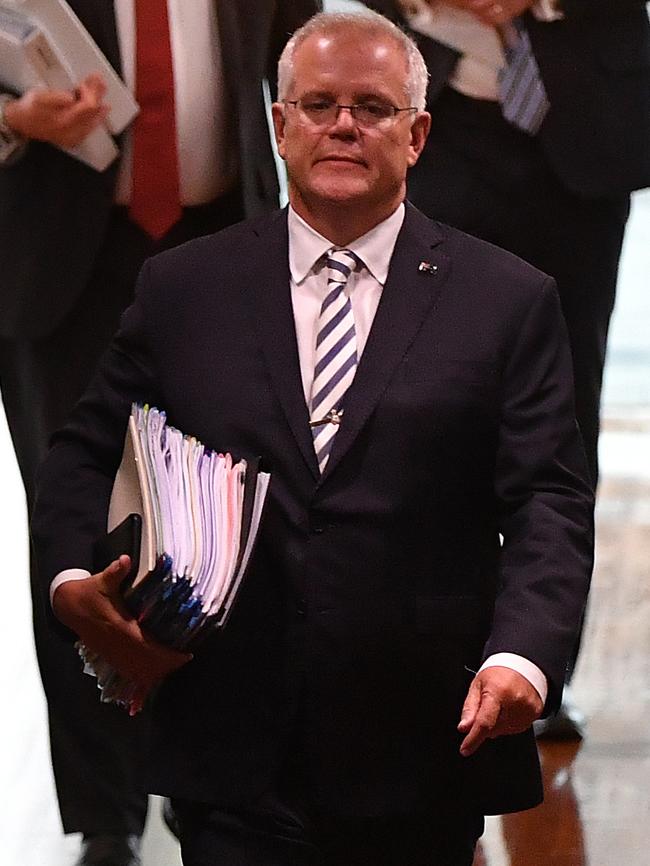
321, 205, 451, 481
249, 211, 321, 481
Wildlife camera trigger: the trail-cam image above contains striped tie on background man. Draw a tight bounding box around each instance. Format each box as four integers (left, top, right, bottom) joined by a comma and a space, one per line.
498, 19, 550, 135
310, 248, 361, 473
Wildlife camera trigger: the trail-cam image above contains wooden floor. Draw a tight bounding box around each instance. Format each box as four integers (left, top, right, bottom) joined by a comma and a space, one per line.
0, 191, 647, 865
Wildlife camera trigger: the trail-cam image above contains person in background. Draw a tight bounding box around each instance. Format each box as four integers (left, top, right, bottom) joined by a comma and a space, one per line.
0, 2, 317, 864
363, 0, 650, 738
32, 11, 593, 865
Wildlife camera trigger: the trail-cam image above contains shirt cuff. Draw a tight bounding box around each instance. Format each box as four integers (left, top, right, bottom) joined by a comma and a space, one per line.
479, 652, 548, 704
532, 0, 565, 22
50, 569, 92, 608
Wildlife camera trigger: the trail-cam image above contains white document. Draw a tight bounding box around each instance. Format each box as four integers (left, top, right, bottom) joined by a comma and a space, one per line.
108, 412, 157, 583
4, 0, 138, 133
0, 4, 119, 169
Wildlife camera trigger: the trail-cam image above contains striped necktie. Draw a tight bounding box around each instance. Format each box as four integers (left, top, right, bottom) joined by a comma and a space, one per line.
310, 248, 361, 473
498, 20, 549, 136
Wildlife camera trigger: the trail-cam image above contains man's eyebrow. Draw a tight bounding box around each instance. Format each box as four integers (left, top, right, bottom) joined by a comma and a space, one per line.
351, 91, 395, 103
296, 89, 335, 100
295, 89, 397, 103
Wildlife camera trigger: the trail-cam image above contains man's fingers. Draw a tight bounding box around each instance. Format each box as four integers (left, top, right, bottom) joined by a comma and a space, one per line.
52, 77, 109, 145
75, 78, 104, 110
59, 97, 109, 130
458, 676, 481, 733
459, 691, 501, 757
80, 607, 192, 690
32, 88, 78, 109
98, 554, 132, 594
4, 79, 110, 146
81, 72, 107, 97
458, 667, 544, 756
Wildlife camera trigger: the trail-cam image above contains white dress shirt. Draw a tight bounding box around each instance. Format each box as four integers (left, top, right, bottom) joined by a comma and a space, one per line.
51, 202, 548, 704
113, 0, 238, 205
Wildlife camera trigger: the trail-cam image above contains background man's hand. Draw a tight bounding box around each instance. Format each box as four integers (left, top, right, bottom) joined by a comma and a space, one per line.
53, 555, 192, 705
3, 73, 109, 149
458, 666, 544, 756
424, 0, 534, 27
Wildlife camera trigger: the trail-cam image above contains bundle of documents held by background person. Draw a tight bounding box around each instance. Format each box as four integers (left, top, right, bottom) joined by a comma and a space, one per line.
0, 0, 138, 169
77, 404, 271, 714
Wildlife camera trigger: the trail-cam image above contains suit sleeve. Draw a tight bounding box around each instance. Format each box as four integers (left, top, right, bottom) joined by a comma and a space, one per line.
483, 277, 594, 712
31, 259, 162, 603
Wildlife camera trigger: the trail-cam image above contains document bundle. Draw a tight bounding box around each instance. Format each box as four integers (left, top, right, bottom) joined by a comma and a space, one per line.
77, 404, 271, 711
0, 0, 138, 169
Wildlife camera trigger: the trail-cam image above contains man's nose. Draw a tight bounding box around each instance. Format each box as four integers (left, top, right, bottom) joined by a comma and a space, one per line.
330, 105, 358, 135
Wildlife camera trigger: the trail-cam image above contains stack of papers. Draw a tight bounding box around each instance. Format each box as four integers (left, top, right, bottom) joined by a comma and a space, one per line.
78, 404, 271, 710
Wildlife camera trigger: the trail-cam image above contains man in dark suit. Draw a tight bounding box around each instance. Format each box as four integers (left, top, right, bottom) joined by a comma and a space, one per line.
0, 1, 317, 863
364, 0, 650, 735
32, 10, 593, 865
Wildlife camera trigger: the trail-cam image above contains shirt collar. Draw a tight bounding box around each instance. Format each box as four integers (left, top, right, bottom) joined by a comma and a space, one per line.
288, 203, 405, 286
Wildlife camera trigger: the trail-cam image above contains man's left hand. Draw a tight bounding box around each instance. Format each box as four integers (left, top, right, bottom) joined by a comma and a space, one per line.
458, 666, 544, 756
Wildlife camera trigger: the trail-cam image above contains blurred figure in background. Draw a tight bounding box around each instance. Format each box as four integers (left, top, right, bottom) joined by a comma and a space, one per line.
0, 2, 317, 864
365, 0, 650, 737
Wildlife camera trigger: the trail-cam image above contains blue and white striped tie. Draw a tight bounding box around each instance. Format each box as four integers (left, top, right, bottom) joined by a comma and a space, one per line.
498, 20, 549, 136
310, 248, 361, 473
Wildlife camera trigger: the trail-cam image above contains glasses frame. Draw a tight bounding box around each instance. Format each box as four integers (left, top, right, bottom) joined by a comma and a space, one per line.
284, 98, 418, 129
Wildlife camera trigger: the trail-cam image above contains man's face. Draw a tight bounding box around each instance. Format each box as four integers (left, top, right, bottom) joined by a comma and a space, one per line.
272, 28, 430, 227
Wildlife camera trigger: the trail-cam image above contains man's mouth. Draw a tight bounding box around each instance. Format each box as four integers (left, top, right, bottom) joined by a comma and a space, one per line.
316, 155, 367, 166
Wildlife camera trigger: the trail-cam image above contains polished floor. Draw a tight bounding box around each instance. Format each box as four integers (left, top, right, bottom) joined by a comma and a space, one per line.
0, 191, 648, 865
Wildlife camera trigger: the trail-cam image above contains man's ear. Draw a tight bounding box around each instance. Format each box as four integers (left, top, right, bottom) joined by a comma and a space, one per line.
407, 111, 431, 168
271, 102, 287, 160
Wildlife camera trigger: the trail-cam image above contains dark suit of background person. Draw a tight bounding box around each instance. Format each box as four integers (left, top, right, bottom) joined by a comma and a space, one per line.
30, 11, 594, 860
0, 0, 317, 854
365, 0, 650, 719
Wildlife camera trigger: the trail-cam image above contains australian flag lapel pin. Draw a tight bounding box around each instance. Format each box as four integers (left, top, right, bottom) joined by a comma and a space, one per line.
418, 261, 437, 274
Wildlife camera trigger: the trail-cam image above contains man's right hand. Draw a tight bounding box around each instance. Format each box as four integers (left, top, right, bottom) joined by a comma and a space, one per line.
3, 73, 109, 149
53, 554, 192, 702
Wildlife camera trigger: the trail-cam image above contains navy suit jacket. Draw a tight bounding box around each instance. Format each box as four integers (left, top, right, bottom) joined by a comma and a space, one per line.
32, 204, 593, 816
0, 0, 318, 340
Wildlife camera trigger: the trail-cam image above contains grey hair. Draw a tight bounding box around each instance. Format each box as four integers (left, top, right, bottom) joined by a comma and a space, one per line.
277, 11, 429, 111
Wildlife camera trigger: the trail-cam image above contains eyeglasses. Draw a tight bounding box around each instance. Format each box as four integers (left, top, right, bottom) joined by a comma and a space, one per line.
284, 98, 417, 129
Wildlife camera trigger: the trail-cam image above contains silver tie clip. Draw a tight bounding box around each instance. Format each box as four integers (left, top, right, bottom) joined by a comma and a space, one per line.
310, 408, 344, 429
